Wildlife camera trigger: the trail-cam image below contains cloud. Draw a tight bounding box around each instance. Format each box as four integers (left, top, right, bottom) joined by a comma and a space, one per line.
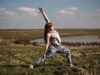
0, 8, 17, 16
0, 8, 6, 11
68, 7, 78, 11
5, 11, 17, 16
0, 7, 39, 16
79, 8, 100, 21
78, 8, 100, 26
18, 7, 39, 16
51, 8, 100, 29
58, 7, 78, 15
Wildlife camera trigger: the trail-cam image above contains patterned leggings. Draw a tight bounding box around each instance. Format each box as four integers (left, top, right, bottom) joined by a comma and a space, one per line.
32, 43, 72, 67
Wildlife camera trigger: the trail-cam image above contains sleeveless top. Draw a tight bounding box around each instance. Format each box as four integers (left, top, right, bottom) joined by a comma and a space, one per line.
50, 30, 61, 45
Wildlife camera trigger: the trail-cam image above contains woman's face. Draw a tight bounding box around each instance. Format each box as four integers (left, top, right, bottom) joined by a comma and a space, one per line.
47, 25, 54, 33
50, 25, 54, 31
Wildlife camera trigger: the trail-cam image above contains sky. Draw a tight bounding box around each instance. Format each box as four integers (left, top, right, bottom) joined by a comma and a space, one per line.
0, 0, 100, 29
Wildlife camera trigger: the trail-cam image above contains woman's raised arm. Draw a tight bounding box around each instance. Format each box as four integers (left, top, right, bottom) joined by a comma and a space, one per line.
39, 8, 51, 23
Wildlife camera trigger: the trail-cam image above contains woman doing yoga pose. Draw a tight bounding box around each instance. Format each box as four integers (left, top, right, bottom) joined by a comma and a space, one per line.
29, 8, 73, 69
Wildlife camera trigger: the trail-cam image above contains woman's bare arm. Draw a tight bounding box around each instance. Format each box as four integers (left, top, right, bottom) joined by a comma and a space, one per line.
43, 33, 50, 58
39, 8, 51, 23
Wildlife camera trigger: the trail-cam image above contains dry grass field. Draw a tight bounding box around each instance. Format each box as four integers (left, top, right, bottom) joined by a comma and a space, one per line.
0, 29, 100, 75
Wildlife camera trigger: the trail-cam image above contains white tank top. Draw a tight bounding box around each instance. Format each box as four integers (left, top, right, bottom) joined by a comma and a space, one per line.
50, 30, 61, 45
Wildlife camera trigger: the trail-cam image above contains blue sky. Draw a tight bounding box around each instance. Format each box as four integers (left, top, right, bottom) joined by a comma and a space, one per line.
0, 0, 100, 29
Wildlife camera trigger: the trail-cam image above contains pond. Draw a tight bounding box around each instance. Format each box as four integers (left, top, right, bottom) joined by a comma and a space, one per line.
31, 35, 100, 44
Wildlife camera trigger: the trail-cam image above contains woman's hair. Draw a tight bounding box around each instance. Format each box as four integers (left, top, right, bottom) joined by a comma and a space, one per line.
44, 23, 53, 43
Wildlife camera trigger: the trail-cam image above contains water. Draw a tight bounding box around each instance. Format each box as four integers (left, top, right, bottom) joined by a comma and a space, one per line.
62, 35, 100, 42
31, 35, 100, 44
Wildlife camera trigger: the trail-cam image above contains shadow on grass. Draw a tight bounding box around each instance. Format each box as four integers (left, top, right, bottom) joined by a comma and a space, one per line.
37, 63, 71, 68
38, 64, 60, 67
4, 49, 30, 64
0, 64, 29, 68
0, 63, 68, 68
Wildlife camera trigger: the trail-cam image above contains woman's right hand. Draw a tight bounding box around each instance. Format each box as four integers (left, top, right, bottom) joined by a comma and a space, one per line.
43, 54, 46, 59
39, 8, 43, 13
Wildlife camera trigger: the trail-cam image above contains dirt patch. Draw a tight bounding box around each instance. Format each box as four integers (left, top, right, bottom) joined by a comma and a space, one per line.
72, 51, 81, 57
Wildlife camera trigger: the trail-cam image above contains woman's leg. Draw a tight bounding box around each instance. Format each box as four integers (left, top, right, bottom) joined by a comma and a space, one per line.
57, 45, 73, 65
32, 49, 56, 67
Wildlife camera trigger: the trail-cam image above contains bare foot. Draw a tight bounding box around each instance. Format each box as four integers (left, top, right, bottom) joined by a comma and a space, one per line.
70, 64, 74, 67
29, 64, 34, 69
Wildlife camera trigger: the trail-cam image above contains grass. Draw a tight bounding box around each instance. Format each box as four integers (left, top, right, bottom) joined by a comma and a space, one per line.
0, 40, 100, 75
0, 29, 44, 40
57, 29, 100, 36
0, 29, 100, 40
0, 29, 100, 75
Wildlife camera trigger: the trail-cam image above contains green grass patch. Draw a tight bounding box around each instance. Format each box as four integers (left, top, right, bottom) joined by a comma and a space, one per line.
0, 40, 100, 75
0, 29, 100, 75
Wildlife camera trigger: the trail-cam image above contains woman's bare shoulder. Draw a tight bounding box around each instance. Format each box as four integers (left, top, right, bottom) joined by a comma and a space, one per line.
47, 33, 51, 37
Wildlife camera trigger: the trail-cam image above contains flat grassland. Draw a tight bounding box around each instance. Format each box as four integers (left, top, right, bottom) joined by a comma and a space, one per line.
0, 29, 100, 40
0, 29, 100, 75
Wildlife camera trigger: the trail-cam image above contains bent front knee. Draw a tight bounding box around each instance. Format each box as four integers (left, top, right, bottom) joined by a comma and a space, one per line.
66, 49, 71, 53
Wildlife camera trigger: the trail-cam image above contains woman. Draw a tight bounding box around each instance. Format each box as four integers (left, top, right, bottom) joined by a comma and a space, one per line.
29, 23, 73, 69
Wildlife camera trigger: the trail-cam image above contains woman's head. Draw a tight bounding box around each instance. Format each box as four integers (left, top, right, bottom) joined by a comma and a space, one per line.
45, 23, 54, 32
44, 23, 54, 43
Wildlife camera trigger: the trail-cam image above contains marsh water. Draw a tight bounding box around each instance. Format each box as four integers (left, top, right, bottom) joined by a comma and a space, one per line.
32, 35, 100, 44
